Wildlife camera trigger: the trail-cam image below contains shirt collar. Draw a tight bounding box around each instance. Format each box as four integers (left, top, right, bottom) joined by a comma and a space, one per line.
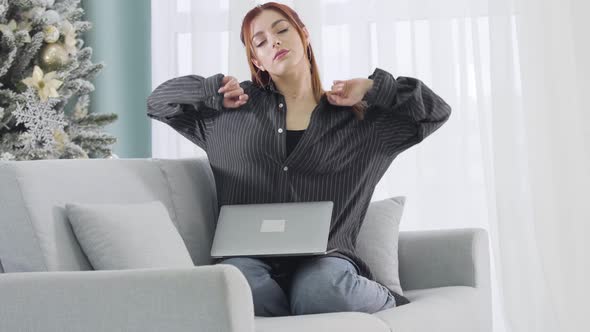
267, 79, 279, 93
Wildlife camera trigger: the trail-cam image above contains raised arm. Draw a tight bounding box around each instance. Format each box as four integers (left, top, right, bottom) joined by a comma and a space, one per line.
147, 73, 225, 152
363, 68, 452, 156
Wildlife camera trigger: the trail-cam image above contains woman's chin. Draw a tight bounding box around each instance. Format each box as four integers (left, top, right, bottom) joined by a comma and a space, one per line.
273, 63, 294, 74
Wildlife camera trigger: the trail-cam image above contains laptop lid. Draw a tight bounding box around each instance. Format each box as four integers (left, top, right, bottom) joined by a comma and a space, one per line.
210, 201, 334, 258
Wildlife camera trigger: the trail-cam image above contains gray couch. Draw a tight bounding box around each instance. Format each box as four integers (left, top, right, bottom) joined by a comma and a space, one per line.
0, 157, 492, 332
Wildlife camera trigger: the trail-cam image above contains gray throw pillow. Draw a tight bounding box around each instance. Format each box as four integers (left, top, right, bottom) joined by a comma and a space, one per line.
65, 200, 194, 270
355, 196, 406, 296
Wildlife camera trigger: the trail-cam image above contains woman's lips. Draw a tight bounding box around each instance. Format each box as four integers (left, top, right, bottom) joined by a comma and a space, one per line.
275, 50, 289, 61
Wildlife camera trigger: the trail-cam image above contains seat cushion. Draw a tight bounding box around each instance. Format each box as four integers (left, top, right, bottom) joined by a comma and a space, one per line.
255, 312, 390, 332
373, 286, 488, 332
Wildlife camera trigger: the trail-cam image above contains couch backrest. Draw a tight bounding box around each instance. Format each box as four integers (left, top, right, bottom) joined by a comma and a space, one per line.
0, 157, 219, 273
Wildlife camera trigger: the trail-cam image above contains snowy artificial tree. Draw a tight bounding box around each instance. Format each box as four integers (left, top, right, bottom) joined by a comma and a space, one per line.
0, 0, 118, 161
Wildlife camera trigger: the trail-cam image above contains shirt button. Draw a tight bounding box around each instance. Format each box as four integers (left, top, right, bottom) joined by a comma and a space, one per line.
279, 103, 284, 108
278, 128, 283, 133
283, 166, 288, 171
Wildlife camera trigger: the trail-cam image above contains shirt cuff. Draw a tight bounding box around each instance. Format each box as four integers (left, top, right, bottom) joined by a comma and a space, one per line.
362, 67, 398, 109
202, 73, 226, 111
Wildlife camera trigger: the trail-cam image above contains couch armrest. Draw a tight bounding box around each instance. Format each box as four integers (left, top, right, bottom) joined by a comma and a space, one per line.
0, 264, 254, 332
398, 227, 491, 291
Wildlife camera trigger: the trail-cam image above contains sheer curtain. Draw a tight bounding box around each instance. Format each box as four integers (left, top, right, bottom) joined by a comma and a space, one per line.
150, 0, 589, 331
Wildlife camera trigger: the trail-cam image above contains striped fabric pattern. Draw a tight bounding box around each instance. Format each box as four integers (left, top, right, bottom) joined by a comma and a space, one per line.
147, 67, 452, 282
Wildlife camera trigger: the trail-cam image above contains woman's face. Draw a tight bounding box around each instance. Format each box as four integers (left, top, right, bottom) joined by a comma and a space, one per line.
249, 10, 309, 77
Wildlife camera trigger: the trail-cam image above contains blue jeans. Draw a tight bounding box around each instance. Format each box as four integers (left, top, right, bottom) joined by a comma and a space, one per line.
215, 255, 397, 317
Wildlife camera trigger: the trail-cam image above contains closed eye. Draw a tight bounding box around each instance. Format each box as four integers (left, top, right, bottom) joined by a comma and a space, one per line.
256, 29, 289, 47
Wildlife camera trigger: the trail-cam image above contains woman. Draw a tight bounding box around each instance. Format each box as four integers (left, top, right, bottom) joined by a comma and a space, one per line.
147, 2, 452, 317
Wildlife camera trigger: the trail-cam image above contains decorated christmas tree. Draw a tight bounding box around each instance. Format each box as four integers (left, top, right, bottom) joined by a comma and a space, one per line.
0, 0, 117, 161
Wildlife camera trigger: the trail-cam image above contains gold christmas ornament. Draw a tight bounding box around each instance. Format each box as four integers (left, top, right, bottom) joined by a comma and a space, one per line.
39, 43, 69, 71
43, 25, 60, 43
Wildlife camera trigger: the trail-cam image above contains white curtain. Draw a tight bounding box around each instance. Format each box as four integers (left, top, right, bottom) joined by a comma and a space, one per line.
150, 0, 590, 331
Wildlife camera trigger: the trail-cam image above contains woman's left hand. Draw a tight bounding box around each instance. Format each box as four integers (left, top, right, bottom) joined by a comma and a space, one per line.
326, 78, 374, 107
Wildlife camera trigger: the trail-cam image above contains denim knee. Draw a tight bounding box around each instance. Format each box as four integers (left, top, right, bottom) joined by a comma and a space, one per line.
215, 257, 269, 288
289, 257, 359, 315
216, 257, 290, 317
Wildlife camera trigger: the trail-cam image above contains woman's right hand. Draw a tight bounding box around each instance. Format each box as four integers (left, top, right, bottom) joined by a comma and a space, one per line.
218, 75, 248, 109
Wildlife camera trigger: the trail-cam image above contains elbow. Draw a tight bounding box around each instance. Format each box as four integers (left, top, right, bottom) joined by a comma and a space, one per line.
146, 86, 162, 110
146, 87, 167, 118
417, 103, 452, 142
433, 94, 452, 124
436, 102, 452, 130
444, 98, 452, 117
146, 92, 166, 119
146, 94, 157, 118
442, 102, 452, 123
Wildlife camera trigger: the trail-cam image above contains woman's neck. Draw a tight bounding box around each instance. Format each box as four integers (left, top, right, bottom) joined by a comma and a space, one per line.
272, 65, 314, 102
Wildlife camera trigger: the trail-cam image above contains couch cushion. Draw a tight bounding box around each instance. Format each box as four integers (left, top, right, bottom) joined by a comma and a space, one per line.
154, 157, 219, 266
0, 164, 47, 272
374, 286, 488, 332
255, 312, 390, 332
0, 157, 218, 272
356, 196, 406, 296
66, 200, 194, 270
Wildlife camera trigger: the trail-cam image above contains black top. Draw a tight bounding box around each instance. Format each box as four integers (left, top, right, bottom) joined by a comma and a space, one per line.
146, 67, 452, 284
286, 129, 306, 157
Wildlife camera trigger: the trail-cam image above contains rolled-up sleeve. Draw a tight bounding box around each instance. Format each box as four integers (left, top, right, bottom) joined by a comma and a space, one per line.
363, 67, 452, 156
146, 73, 225, 151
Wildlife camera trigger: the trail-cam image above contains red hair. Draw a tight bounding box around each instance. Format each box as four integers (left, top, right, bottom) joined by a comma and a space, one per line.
240, 2, 367, 120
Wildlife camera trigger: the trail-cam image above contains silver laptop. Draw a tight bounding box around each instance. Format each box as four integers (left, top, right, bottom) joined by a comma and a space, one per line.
210, 201, 336, 258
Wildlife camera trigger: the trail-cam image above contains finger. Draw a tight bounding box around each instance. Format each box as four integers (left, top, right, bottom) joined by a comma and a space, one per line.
328, 94, 340, 105
219, 78, 238, 93
224, 88, 245, 99
331, 85, 344, 96
235, 94, 249, 104
218, 82, 228, 93
327, 92, 341, 104
331, 84, 345, 93
219, 76, 231, 91
227, 95, 248, 108
234, 98, 247, 107
223, 80, 236, 91
220, 82, 237, 94
339, 83, 348, 96
228, 80, 239, 92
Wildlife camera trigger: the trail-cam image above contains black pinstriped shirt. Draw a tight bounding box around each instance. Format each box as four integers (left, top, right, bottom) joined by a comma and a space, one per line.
146, 67, 452, 286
